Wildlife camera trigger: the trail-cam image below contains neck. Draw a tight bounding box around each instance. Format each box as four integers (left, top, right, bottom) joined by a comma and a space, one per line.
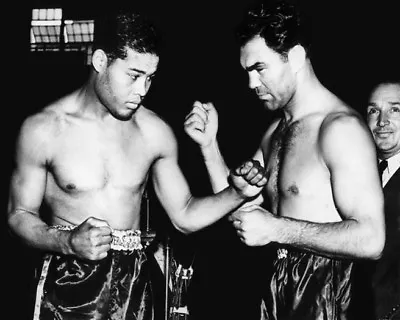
379, 150, 400, 161
283, 63, 330, 122
75, 77, 117, 123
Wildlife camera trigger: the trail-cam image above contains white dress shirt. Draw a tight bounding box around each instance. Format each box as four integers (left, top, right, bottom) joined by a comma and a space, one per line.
380, 151, 400, 187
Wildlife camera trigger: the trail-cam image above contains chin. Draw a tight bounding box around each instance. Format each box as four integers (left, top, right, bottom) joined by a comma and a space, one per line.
263, 101, 278, 111
114, 110, 136, 121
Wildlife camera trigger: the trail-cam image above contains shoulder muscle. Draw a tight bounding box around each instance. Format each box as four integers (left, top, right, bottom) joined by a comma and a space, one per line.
319, 112, 376, 169
136, 108, 178, 158
15, 110, 59, 166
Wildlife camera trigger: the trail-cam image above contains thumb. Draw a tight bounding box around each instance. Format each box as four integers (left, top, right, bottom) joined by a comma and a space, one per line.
85, 217, 111, 230
239, 204, 259, 212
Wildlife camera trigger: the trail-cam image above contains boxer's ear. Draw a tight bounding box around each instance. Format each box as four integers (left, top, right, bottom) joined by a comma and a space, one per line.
288, 45, 306, 74
92, 49, 108, 72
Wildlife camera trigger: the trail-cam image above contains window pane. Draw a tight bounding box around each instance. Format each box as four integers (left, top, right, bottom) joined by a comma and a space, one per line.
65, 20, 94, 43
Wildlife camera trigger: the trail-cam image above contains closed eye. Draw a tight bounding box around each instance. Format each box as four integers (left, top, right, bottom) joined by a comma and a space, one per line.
129, 73, 140, 81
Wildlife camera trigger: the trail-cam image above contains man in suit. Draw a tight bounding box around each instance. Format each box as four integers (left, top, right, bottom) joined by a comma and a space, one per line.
366, 78, 400, 320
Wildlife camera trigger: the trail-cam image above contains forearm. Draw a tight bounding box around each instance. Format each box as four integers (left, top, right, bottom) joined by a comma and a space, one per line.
201, 140, 230, 193
173, 186, 245, 234
8, 209, 73, 255
276, 216, 384, 260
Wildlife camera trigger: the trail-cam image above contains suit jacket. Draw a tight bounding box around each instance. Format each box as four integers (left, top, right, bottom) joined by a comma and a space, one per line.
372, 166, 400, 319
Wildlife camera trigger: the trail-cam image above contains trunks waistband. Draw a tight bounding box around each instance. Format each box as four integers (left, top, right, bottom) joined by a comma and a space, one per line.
277, 248, 288, 259
273, 244, 310, 260
50, 225, 143, 251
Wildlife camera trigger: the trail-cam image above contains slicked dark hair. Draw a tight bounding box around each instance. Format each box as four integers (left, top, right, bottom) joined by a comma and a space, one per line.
363, 74, 400, 109
236, 0, 312, 59
93, 9, 162, 63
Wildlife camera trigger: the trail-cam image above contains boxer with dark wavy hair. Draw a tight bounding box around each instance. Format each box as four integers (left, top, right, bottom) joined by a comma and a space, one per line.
184, 1, 385, 319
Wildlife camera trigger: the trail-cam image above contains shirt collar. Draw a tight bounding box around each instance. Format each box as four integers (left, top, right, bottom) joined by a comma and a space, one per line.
381, 151, 400, 174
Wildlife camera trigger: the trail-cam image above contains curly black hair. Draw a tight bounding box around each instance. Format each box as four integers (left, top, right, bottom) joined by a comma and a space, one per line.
93, 9, 162, 63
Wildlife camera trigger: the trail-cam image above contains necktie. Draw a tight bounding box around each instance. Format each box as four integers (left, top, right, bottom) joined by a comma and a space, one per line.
378, 159, 388, 181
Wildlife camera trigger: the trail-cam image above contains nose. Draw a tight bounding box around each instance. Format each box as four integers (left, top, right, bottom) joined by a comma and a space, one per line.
248, 71, 261, 90
134, 77, 149, 98
378, 111, 390, 127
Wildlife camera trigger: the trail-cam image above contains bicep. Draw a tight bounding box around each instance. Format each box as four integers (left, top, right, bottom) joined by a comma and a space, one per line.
151, 155, 192, 224
8, 121, 49, 217
321, 117, 384, 223
9, 161, 47, 216
149, 126, 192, 224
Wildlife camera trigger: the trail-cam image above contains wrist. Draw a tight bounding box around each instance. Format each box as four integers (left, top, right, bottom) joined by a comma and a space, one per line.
48, 225, 75, 255
274, 216, 289, 244
56, 229, 74, 255
227, 181, 247, 202
200, 139, 220, 162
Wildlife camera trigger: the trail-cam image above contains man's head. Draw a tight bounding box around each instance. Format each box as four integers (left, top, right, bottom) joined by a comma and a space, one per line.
236, 0, 312, 111
366, 80, 400, 159
93, 10, 161, 63
91, 10, 162, 120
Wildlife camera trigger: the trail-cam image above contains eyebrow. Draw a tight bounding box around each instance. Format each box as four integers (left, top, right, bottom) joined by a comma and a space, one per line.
128, 68, 157, 77
245, 62, 266, 72
128, 68, 146, 74
368, 101, 400, 107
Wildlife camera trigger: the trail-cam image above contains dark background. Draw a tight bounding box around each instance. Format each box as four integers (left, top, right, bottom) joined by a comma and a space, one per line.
4, 0, 399, 319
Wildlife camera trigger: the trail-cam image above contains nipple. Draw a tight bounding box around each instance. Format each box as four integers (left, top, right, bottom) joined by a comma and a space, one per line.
287, 185, 299, 195
66, 183, 76, 190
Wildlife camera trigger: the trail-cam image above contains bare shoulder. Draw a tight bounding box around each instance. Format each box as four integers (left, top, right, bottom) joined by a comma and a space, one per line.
16, 95, 75, 154
319, 104, 376, 165
19, 106, 60, 145
22, 90, 86, 133
135, 106, 177, 152
320, 105, 369, 139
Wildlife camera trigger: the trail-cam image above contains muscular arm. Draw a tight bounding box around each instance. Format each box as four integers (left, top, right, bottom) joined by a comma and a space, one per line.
150, 119, 264, 234
184, 101, 231, 192
232, 114, 385, 259
278, 114, 385, 259
7, 114, 73, 255
184, 101, 266, 205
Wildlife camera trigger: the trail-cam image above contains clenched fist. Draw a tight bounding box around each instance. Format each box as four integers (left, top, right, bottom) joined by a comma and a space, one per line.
229, 159, 267, 199
68, 217, 113, 260
184, 101, 218, 148
229, 204, 278, 247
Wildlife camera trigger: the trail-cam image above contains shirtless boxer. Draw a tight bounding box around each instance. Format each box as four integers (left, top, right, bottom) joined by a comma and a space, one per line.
184, 1, 385, 319
7, 9, 266, 320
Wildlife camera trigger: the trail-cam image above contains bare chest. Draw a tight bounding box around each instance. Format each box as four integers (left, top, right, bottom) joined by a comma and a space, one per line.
48, 126, 153, 193
264, 120, 329, 208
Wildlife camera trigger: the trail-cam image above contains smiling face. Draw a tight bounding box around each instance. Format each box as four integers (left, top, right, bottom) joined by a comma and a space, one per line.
239, 36, 296, 112
95, 47, 159, 121
367, 82, 400, 159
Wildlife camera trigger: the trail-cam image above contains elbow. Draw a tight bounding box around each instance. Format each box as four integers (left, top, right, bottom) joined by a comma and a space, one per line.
7, 211, 20, 236
171, 220, 198, 235
366, 244, 384, 261
363, 226, 385, 260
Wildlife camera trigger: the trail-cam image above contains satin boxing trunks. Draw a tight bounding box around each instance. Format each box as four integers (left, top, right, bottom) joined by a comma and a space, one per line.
261, 246, 354, 320
33, 226, 154, 320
